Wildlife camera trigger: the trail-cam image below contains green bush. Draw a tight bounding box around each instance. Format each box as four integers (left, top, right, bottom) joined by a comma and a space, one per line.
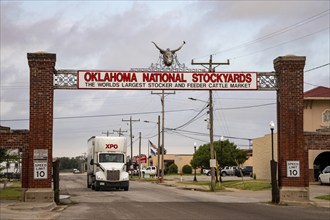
168, 163, 178, 174
182, 164, 193, 174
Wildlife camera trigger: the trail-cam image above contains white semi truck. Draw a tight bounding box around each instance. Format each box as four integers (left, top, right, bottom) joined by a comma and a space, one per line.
87, 136, 129, 191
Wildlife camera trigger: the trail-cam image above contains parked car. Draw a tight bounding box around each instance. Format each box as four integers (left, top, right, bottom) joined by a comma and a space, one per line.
206, 167, 236, 177
318, 166, 330, 185
220, 166, 238, 176
141, 166, 157, 176
235, 166, 253, 177
73, 168, 80, 174
203, 168, 210, 175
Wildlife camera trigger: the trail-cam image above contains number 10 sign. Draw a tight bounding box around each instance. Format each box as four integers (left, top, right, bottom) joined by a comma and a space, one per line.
34, 161, 48, 179
287, 161, 300, 177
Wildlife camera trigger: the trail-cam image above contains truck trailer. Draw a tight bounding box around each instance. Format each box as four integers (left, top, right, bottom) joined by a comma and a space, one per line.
87, 136, 129, 191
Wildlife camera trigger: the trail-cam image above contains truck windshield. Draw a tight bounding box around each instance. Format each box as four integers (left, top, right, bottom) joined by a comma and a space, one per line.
99, 153, 124, 163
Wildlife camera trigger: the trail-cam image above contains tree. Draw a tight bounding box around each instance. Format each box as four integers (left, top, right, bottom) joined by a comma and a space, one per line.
190, 140, 247, 169
57, 157, 80, 170
0, 149, 8, 173
182, 164, 192, 174
167, 163, 178, 174
0, 148, 8, 164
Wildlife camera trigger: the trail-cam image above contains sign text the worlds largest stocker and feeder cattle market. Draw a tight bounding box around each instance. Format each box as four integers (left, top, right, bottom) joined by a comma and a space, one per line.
78, 71, 258, 90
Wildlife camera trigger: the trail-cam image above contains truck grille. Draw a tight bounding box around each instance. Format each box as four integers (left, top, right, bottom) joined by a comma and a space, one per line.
107, 170, 120, 181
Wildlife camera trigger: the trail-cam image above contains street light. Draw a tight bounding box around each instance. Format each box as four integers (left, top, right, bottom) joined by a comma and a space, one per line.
193, 142, 197, 182
219, 136, 224, 182
269, 121, 275, 161
144, 116, 161, 180
269, 121, 279, 203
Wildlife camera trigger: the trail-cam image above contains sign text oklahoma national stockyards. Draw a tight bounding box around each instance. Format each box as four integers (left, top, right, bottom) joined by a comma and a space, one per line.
78, 71, 258, 90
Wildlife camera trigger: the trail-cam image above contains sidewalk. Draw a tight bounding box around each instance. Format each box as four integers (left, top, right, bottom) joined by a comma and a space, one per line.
159, 175, 330, 208
0, 200, 65, 220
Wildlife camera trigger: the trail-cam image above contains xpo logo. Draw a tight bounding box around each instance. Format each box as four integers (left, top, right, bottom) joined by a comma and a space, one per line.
105, 144, 118, 149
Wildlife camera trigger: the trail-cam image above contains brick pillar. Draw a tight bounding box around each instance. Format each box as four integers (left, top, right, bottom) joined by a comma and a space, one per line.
26, 52, 55, 202
274, 55, 309, 204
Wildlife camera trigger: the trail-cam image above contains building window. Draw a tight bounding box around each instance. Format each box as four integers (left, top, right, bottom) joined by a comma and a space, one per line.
322, 109, 330, 124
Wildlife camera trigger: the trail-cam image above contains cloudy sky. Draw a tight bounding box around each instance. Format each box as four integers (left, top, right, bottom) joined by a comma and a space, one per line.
1, 1, 329, 158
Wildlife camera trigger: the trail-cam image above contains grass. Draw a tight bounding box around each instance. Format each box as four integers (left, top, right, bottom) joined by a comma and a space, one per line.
0, 181, 22, 200
177, 179, 271, 191
221, 180, 271, 191
130, 176, 159, 182
315, 194, 330, 200
129, 175, 271, 191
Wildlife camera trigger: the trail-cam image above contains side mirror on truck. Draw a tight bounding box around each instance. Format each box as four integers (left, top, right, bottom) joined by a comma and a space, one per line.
90, 159, 94, 165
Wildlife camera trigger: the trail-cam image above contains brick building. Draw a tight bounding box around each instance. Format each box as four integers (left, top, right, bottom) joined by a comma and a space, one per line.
146, 154, 199, 174
253, 86, 330, 181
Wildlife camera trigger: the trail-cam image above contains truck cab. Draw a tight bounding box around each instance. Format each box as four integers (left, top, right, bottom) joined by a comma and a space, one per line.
87, 136, 129, 191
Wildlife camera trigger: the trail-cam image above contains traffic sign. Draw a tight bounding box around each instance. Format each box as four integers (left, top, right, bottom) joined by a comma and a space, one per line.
34, 161, 48, 179
287, 161, 300, 177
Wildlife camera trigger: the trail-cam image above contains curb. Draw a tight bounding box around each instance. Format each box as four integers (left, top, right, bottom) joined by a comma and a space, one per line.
7, 202, 57, 211
160, 181, 210, 192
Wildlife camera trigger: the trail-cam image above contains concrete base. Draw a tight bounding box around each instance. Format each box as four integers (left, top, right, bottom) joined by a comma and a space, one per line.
24, 188, 54, 202
280, 186, 311, 205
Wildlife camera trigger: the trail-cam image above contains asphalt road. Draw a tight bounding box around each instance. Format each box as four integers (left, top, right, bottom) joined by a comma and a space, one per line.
56, 173, 330, 220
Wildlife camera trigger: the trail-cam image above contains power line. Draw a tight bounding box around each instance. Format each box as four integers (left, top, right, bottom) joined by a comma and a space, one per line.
305, 63, 330, 73
167, 128, 252, 141
215, 102, 275, 111
215, 9, 329, 55
230, 27, 329, 60
0, 102, 276, 122
170, 104, 208, 130
0, 108, 195, 122
192, 9, 329, 60
304, 82, 324, 87
113, 128, 127, 136
101, 130, 114, 136
122, 116, 140, 162
168, 130, 208, 142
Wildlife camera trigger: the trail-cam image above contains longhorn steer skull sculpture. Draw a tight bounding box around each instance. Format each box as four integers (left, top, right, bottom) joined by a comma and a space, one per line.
152, 41, 186, 66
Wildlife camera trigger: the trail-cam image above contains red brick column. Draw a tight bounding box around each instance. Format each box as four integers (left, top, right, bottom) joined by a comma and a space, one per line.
274, 55, 309, 203
27, 52, 56, 189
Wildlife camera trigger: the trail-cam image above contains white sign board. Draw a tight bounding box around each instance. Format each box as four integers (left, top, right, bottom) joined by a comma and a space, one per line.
34, 161, 48, 179
33, 149, 48, 160
78, 71, 258, 90
287, 160, 300, 177
210, 159, 216, 168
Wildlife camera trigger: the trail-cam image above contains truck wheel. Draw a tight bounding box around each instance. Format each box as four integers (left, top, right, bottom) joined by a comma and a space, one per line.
222, 172, 227, 177
124, 186, 129, 191
94, 182, 100, 191
87, 175, 91, 188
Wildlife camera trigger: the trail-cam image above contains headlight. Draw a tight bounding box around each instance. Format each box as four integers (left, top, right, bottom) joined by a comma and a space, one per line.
122, 172, 129, 180
95, 171, 105, 180
96, 175, 103, 180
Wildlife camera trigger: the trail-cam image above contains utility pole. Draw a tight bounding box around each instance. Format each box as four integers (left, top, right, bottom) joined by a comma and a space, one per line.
157, 115, 161, 179
191, 55, 229, 191
138, 132, 141, 179
122, 116, 140, 166
151, 90, 175, 182
102, 130, 114, 136
113, 128, 127, 137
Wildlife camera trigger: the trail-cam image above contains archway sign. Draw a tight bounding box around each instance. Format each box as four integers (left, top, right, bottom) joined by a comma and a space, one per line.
26, 44, 307, 204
